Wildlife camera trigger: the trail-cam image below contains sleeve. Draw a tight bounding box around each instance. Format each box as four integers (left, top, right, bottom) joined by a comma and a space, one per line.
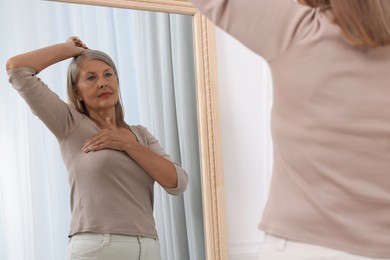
8, 67, 81, 140
190, 0, 322, 61
140, 126, 189, 196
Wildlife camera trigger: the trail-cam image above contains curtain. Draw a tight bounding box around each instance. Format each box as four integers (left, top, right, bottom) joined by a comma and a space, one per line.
0, 0, 203, 259
131, 12, 205, 260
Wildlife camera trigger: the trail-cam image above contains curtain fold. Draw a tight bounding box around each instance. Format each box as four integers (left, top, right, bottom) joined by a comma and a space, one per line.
131, 11, 205, 260
170, 14, 205, 260
0, 1, 203, 259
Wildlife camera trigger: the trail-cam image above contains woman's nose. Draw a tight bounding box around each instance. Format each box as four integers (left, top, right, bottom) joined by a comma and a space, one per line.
98, 79, 108, 89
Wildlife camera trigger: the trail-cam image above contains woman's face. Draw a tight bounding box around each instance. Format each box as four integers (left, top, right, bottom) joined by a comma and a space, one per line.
75, 58, 119, 113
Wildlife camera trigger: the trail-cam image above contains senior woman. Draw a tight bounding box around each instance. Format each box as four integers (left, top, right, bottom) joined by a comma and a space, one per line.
6, 37, 189, 260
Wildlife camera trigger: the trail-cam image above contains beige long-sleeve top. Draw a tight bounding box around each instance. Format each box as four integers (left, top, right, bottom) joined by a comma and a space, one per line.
8, 68, 188, 239
191, 0, 390, 258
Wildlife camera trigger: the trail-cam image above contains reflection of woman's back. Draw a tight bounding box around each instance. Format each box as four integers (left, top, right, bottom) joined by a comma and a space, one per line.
190, 0, 390, 259
7, 38, 188, 260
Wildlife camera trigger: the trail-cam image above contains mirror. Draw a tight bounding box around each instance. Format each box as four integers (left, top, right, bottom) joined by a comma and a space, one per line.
0, 0, 228, 260
0, 0, 227, 259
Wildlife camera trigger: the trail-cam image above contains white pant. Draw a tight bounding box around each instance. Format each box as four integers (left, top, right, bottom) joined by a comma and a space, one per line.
66, 233, 161, 260
259, 234, 390, 260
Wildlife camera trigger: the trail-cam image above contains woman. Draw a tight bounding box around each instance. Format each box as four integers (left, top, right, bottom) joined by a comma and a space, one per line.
6, 37, 188, 260
190, 0, 390, 259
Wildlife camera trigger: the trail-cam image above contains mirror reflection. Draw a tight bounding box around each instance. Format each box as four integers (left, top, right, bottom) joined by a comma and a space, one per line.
0, 1, 204, 260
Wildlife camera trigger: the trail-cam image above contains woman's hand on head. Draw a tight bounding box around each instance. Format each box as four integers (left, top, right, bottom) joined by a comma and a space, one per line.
66, 36, 89, 56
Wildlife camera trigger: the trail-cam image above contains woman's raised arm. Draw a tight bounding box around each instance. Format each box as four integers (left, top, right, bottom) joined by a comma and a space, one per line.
6, 37, 87, 73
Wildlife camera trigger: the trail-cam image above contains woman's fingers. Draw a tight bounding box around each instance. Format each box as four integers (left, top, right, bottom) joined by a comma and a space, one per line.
67, 36, 89, 50
82, 133, 102, 152
82, 126, 135, 153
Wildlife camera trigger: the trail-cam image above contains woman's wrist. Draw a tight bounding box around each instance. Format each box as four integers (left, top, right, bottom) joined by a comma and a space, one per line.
124, 139, 142, 156
60, 42, 83, 59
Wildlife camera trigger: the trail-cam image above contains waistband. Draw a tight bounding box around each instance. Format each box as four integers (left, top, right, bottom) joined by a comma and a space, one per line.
71, 233, 158, 242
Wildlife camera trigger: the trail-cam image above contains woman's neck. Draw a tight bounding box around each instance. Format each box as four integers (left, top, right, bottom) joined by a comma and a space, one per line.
88, 108, 116, 129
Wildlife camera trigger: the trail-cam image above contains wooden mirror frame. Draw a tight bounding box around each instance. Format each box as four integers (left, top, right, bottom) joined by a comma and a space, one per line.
48, 0, 228, 259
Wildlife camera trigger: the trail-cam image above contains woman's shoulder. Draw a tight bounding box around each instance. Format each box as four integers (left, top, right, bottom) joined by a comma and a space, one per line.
129, 125, 160, 146
129, 124, 148, 142
129, 124, 146, 132
190, 0, 335, 61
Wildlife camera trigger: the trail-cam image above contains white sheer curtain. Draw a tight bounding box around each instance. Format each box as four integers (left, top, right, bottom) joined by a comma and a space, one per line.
0, 1, 203, 259
131, 12, 204, 260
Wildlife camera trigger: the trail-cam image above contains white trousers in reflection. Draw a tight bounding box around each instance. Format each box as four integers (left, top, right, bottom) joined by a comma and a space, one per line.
259, 234, 389, 260
66, 233, 161, 260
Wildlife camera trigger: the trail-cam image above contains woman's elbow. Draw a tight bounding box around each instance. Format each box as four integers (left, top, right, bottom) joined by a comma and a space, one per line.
6, 57, 17, 71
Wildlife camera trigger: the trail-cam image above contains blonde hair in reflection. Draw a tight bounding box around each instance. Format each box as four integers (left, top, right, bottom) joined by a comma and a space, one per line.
302, 0, 390, 47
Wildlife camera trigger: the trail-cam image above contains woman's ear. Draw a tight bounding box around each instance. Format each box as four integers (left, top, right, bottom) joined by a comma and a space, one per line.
73, 87, 83, 101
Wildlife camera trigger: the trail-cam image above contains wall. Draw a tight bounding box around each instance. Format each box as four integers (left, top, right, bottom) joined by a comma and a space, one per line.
215, 29, 274, 260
